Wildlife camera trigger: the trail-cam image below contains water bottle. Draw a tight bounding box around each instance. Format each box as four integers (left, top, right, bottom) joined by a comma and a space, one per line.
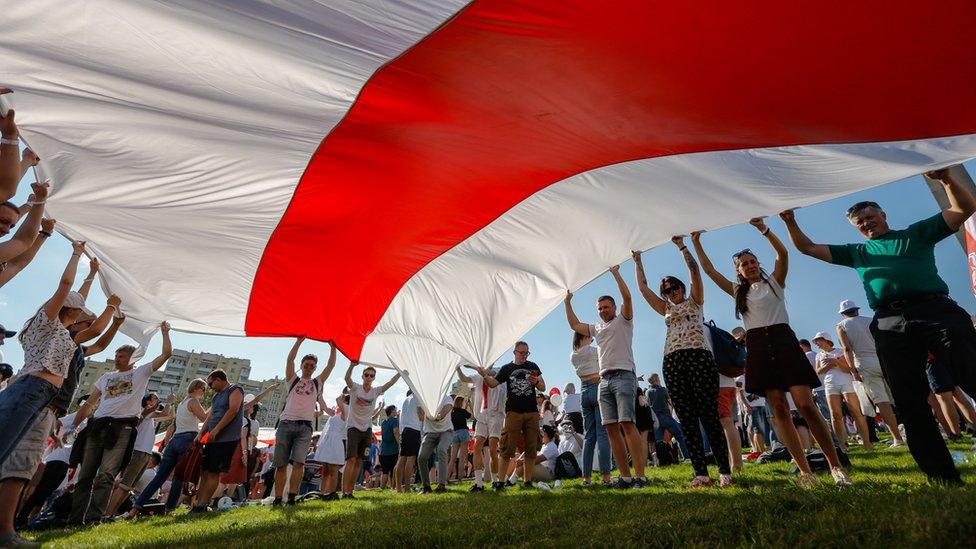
951, 450, 968, 464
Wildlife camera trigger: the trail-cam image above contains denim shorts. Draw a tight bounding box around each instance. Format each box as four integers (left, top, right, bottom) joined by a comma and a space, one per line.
273, 420, 313, 467
0, 374, 59, 466
598, 369, 637, 425
452, 428, 470, 444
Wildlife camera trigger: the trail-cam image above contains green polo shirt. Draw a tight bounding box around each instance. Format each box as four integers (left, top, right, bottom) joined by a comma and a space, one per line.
827, 213, 954, 308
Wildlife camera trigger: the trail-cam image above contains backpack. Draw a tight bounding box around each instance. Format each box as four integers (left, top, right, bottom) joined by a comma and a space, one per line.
704, 320, 746, 377
791, 448, 852, 473
554, 451, 582, 479
756, 445, 791, 464
654, 440, 680, 466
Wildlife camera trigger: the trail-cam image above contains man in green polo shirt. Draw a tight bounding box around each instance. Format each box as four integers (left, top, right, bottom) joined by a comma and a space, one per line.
779, 165, 976, 485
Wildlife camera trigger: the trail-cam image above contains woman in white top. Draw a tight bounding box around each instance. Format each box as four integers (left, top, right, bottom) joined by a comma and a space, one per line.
633, 236, 731, 488
692, 218, 850, 486
561, 383, 583, 433
130, 378, 209, 515
570, 332, 611, 485
813, 332, 871, 452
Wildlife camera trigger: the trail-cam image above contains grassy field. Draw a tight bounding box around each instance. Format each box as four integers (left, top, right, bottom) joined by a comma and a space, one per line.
28, 439, 976, 548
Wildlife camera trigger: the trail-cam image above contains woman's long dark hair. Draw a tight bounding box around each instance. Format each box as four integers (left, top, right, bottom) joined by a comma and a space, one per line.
572, 331, 586, 351
733, 253, 777, 318
659, 276, 686, 298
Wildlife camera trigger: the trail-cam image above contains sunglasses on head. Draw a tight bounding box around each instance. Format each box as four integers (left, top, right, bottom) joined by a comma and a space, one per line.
732, 248, 753, 260
846, 201, 880, 216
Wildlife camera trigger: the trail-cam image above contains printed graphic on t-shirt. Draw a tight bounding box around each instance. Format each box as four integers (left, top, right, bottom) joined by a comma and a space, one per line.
355, 393, 376, 409
104, 373, 134, 399
507, 368, 535, 398
292, 378, 317, 396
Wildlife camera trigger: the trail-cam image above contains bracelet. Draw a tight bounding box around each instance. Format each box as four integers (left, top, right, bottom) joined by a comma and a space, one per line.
27, 200, 45, 207
106, 304, 118, 312
84, 277, 95, 282
760, 227, 770, 236
72, 253, 82, 258
678, 246, 688, 252
0, 137, 17, 146
39, 230, 52, 238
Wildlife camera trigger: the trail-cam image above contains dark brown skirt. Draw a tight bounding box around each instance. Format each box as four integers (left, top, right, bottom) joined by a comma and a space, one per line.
743, 323, 821, 397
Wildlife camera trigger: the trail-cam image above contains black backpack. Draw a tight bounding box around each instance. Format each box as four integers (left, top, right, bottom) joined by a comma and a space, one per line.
704, 320, 746, 377
554, 451, 582, 479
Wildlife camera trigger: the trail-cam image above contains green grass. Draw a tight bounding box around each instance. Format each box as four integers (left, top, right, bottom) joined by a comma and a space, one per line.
28, 439, 976, 548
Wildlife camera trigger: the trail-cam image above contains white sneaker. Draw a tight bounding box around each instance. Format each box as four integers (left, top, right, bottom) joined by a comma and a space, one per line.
889, 439, 905, 448
553, 480, 562, 489
536, 482, 551, 491
831, 467, 852, 486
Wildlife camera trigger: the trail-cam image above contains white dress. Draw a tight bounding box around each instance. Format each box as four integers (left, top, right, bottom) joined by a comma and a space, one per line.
313, 411, 347, 465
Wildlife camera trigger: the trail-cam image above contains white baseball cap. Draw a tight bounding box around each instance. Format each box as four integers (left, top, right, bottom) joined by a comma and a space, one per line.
63, 291, 94, 316
837, 299, 859, 314
813, 331, 833, 343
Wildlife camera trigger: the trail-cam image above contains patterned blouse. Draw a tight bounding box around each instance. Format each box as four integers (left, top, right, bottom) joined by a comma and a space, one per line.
663, 298, 706, 355
18, 308, 76, 379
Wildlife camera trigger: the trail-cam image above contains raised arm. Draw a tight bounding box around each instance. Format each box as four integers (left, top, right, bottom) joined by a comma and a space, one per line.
82, 309, 124, 355
690, 231, 734, 296
455, 365, 472, 384
609, 265, 633, 321
286, 336, 304, 381
673, 236, 704, 305
631, 250, 667, 316
0, 94, 21, 201
250, 381, 281, 408
750, 218, 789, 288
74, 294, 120, 345
0, 217, 55, 289
779, 210, 832, 263
563, 291, 590, 336
0, 182, 48, 263
43, 240, 85, 320
344, 360, 357, 389
927, 167, 976, 231
316, 341, 338, 384
147, 322, 172, 372
381, 372, 401, 394
77, 257, 99, 300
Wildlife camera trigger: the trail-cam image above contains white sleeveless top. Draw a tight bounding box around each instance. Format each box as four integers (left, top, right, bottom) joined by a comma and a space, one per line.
175, 397, 200, 434
736, 277, 789, 331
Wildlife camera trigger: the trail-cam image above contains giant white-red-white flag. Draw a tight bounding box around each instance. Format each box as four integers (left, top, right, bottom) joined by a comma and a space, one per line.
3, 1, 976, 411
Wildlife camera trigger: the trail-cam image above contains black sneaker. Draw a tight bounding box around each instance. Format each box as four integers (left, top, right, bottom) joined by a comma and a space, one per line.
492, 481, 505, 492
613, 478, 634, 490
469, 484, 485, 492
189, 506, 210, 513
341, 492, 355, 499
271, 498, 283, 507
433, 485, 447, 493
522, 481, 534, 490
420, 485, 433, 494
632, 477, 649, 489
286, 498, 297, 506
322, 492, 339, 501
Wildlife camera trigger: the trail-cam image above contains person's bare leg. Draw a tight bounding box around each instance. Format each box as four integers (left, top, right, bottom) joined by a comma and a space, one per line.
876, 402, 903, 443
827, 394, 849, 452
935, 392, 961, 436
105, 481, 128, 518
797, 426, 812, 451
0, 479, 26, 539
720, 417, 743, 472
341, 458, 357, 494
844, 392, 873, 450
403, 457, 416, 492
620, 423, 646, 478
488, 439, 500, 483
791, 387, 843, 469
274, 466, 289, 499
767, 390, 813, 474
751, 432, 766, 453
287, 464, 304, 498
195, 472, 220, 507
952, 388, 976, 428
605, 424, 632, 478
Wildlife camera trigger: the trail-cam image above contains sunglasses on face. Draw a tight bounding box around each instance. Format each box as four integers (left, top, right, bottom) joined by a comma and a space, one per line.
846, 201, 880, 217
515, 350, 530, 356
661, 286, 681, 295
363, 373, 375, 378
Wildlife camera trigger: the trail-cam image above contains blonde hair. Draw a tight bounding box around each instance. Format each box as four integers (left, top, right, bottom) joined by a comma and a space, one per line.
188, 378, 207, 394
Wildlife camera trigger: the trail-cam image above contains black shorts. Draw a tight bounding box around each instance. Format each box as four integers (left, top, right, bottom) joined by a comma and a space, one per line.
926, 358, 955, 394
379, 453, 398, 474
399, 428, 421, 457
202, 440, 239, 473
346, 428, 370, 461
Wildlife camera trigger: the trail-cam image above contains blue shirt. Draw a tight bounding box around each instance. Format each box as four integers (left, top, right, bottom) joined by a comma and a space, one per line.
207, 384, 243, 443
380, 417, 399, 456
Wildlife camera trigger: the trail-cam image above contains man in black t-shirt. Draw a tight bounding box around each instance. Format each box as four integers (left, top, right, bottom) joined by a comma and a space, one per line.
480, 341, 545, 490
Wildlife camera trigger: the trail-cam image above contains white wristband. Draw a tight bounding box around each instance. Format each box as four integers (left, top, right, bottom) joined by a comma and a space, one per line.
0, 138, 18, 146
28, 200, 46, 207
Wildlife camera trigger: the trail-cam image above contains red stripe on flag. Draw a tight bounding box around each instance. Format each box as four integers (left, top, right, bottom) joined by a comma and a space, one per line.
246, 1, 976, 356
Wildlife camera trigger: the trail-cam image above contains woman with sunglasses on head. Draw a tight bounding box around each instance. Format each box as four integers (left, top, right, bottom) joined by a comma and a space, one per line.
690, 218, 850, 487
632, 236, 731, 488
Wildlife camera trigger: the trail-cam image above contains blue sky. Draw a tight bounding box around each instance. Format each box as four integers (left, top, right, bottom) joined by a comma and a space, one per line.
5, 156, 976, 404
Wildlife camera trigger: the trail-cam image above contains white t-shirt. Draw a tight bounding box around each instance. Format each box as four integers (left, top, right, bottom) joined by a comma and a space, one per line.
570, 346, 600, 378
737, 278, 789, 331
540, 441, 559, 474
424, 395, 454, 433
280, 377, 320, 421
817, 348, 854, 387
563, 393, 582, 414
93, 363, 154, 419
133, 417, 157, 453
804, 350, 825, 387
400, 395, 422, 431
45, 445, 71, 464
557, 432, 583, 466
470, 372, 506, 419
134, 468, 157, 498
719, 374, 736, 388
837, 316, 881, 372
589, 314, 636, 374
347, 383, 383, 431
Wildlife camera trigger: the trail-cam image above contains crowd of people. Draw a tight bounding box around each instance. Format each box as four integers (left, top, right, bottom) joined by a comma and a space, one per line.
1, 91, 976, 545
